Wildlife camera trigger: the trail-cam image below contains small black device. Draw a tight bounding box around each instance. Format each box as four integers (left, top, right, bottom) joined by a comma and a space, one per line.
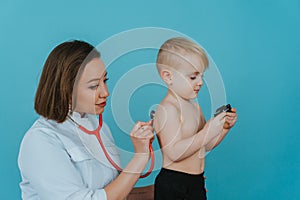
214, 104, 232, 117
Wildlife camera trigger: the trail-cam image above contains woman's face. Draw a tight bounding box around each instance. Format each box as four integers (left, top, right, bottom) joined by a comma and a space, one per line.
73, 57, 109, 115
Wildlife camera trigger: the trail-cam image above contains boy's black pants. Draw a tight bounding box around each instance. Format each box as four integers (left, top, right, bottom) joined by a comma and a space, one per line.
154, 168, 207, 200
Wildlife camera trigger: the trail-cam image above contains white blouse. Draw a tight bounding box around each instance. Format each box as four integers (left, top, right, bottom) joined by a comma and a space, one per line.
18, 112, 120, 200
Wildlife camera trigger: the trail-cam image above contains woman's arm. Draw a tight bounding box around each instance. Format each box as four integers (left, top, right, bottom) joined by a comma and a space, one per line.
104, 121, 154, 200
104, 154, 149, 199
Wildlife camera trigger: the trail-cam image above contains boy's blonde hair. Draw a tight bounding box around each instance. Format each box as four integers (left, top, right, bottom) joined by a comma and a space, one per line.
156, 37, 209, 72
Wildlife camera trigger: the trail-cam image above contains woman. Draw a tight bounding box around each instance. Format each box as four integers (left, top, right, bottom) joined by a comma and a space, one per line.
18, 40, 154, 200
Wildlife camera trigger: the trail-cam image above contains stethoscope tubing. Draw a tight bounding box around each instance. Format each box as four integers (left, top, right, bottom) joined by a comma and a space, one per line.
69, 114, 154, 178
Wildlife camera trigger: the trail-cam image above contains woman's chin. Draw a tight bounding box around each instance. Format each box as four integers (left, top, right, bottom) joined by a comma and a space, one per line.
94, 106, 105, 115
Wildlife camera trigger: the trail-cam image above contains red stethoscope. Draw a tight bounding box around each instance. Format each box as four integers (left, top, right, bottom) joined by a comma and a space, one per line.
69, 114, 154, 178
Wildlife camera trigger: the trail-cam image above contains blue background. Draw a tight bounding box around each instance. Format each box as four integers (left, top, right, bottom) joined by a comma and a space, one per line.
1, 0, 299, 199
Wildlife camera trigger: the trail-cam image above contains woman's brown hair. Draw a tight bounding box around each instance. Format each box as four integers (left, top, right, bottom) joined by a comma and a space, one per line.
34, 40, 100, 123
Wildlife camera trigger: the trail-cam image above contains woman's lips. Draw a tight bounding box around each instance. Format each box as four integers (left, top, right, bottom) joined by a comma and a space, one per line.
97, 102, 106, 107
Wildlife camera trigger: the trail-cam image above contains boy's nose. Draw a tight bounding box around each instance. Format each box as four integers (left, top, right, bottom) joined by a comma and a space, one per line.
197, 77, 203, 86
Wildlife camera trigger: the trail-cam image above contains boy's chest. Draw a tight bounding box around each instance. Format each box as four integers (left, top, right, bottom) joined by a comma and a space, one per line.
180, 104, 205, 137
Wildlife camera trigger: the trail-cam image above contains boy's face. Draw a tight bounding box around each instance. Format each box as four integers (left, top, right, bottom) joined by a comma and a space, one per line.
169, 54, 205, 100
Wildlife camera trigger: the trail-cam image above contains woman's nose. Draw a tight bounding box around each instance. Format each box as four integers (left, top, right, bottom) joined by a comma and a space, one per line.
98, 84, 109, 98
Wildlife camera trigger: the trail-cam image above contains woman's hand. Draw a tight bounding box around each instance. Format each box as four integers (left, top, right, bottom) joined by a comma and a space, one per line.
130, 120, 154, 156
105, 120, 154, 200
223, 108, 238, 129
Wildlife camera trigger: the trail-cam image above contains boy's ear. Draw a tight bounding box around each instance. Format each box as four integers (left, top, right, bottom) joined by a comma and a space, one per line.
160, 69, 172, 85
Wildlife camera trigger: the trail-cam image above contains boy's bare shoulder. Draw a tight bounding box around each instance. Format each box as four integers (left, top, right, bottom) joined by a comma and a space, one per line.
153, 100, 181, 132
156, 100, 180, 118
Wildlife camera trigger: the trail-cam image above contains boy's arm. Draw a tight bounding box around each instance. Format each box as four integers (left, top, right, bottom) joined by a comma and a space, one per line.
154, 104, 225, 162
205, 128, 229, 151
205, 108, 237, 151
197, 105, 227, 152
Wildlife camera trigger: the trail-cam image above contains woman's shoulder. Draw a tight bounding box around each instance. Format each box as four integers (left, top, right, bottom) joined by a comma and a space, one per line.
19, 117, 87, 163
18, 118, 66, 167
21, 117, 64, 148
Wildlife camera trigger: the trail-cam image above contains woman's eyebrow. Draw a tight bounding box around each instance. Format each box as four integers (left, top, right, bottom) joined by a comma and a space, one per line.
86, 72, 107, 83
87, 78, 100, 83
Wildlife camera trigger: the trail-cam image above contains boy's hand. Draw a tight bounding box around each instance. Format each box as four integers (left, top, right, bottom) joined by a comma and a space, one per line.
205, 112, 226, 139
223, 108, 238, 129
